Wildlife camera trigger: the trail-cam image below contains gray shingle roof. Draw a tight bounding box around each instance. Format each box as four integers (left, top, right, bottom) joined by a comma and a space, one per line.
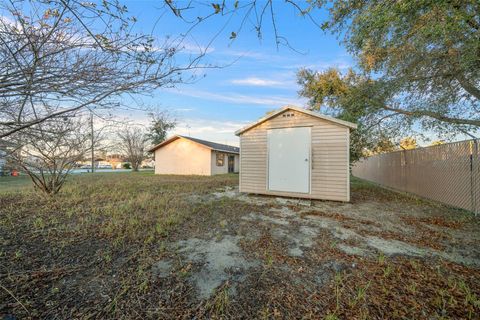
148, 135, 239, 154
179, 135, 239, 154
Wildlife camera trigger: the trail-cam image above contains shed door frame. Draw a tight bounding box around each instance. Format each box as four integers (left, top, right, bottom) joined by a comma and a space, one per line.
266, 126, 312, 194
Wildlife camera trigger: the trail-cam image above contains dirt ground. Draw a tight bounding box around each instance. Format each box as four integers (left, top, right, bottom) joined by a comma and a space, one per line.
165, 183, 480, 319
1, 173, 479, 319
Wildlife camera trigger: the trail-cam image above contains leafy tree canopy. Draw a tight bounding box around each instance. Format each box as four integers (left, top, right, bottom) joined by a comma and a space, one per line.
430, 140, 446, 146
297, 0, 479, 159
147, 111, 177, 146
399, 137, 417, 150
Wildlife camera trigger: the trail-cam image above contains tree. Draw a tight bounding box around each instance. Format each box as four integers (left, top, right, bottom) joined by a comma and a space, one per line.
7, 117, 93, 195
364, 136, 396, 156
163, 1, 478, 131
118, 127, 147, 171
0, 0, 205, 140
146, 111, 177, 146
297, 68, 404, 160
302, 1, 480, 132
399, 137, 417, 150
430, 140, 445, 146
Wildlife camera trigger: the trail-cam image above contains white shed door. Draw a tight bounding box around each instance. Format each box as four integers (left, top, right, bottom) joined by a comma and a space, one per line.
268, 127, 310, 193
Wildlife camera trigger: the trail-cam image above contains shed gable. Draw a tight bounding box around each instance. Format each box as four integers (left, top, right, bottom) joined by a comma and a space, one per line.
235, 105, 356, 136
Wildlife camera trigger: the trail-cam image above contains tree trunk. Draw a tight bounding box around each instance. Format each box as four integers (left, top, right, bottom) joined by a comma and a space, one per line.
132, 162, 139, 171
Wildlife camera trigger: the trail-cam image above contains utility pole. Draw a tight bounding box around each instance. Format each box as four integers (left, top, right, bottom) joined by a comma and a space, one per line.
91, 112, 95, 173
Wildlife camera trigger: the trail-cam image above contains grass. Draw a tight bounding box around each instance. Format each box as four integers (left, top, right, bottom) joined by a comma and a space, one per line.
0, 172, 239, 319
0, 175, 31, 192
1, 173, 479, 319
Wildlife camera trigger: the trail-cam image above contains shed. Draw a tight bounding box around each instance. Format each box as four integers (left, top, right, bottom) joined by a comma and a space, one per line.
235, 106, 357, 201
148, 135, 239, 176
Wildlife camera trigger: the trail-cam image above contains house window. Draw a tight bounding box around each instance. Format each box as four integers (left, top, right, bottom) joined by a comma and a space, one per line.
216, 153, 224, 166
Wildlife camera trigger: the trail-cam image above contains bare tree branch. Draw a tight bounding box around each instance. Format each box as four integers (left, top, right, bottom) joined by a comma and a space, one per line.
7, 117, 95, 195
0, 0, 207, 140
117, 126, 148, 171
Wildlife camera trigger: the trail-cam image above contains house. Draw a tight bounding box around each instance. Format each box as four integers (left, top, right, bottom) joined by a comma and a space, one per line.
148, 135, 239, 176
235, 105, 357, 201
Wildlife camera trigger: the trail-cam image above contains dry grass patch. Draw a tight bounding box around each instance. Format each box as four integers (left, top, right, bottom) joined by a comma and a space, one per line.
240, 228, 302, 267
400, 215, 467, 230
0, 172, 238, 319
364, 228, 448, 251
319, 255, 480, 320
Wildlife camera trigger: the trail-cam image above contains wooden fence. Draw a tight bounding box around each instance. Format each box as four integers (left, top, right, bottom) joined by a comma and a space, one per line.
352, 139, 480, 214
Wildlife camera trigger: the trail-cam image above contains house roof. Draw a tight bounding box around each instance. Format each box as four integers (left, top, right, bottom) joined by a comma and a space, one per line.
235, 105, 358, 136
148, 135, 240, 154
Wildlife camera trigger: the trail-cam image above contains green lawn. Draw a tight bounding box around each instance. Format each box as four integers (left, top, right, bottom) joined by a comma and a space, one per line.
0, 170, 156, 192
0, 175, 31, 192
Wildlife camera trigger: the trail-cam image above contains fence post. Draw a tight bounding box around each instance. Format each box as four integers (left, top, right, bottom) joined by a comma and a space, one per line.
402, 149, 407, 192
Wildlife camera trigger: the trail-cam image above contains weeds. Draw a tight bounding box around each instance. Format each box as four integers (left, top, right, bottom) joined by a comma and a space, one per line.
383, 264, 392, 277
0, 172, 238, 319
206, 283, 231, 318
324, 313, 339, 320
334, 272, 343, 310
353, 281, 371, 306
407, 282, 417, 293
1, 173, 479, 319
378, 252, 385, 265
322, 256, 480, 319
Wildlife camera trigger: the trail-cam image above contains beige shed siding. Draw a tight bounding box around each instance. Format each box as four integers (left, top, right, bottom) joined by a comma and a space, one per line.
239, 109, 350, 201
154, 138, 211, 175
211, 152, 240, 175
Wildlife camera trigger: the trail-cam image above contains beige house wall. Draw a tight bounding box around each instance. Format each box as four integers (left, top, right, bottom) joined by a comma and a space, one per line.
211, 151, 240, 175
239, 109, 350, 201
154, 138, 211, 175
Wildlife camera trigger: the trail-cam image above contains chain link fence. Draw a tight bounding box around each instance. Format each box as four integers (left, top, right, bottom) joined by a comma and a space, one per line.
352, 139, 480, 215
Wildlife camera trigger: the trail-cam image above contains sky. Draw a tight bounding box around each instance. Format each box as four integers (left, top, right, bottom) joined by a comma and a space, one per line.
118, 1, 354, 147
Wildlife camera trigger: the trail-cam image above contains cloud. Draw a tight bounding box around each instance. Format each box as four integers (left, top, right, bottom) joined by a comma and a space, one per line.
180, 41, 215, 54
155, 35, 215, 55
172, 34, 215, 54
305, 60, 352, 71
168, 88, 304, 107
172, 107, 195, 112
219, 50, 267, 60
172, 118, 248, 147
281, 57, 354, 72
0, 15, 15, 26
230, 77, 285, 87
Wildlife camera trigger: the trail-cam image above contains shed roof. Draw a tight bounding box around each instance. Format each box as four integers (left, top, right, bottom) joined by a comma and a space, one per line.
148, 135, 239, 154
235, 105, 358, 136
